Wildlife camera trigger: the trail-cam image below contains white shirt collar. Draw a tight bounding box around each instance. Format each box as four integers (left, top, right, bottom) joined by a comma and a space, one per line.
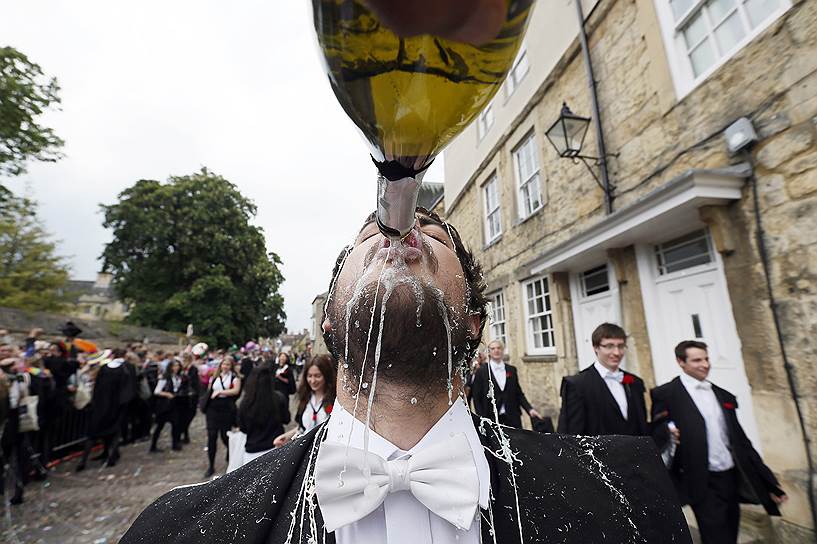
325, 397, 490, 509
488, 358, 505, 370
593, 361, 621, 379
679, 372, 711, 390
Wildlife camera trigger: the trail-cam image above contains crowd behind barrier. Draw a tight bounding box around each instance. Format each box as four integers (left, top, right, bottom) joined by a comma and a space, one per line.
0, 322, 313, 505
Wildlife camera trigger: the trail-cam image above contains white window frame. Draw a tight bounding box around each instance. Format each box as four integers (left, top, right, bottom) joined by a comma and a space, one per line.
654, 228, 717, 278
654, 0, 792, 98
580, 264, 611, 298
513, 133, 543, 220
504, 48, 530, 99
483, 174, 502, 244
476, 104, 495, 141
522, 275, 556, 355
488, 290, 507, 348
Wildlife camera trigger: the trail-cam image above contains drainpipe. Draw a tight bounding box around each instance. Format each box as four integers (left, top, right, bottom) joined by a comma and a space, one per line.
574, 0, 613, 214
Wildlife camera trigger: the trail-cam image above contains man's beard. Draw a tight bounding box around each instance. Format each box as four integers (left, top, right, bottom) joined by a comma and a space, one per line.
327, 269, 470, 398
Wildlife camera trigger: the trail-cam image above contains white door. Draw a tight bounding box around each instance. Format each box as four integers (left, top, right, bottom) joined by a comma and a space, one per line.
570, 263, 622, 370
637, 230, 762, 449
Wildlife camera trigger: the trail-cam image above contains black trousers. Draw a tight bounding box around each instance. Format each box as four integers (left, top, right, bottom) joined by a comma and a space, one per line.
178, 396, 197, 439
692, 469, 740, 544
152, 408, 180, 449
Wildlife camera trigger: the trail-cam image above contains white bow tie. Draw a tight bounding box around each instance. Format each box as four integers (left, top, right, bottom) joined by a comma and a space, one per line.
696, 381, 712, 390
605, 370, 624, 383
314, 433, 480, 532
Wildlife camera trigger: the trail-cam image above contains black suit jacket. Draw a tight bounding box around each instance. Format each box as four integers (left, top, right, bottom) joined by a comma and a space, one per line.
471, 362, 532, 428
122, 415, 691, 543
650, 377, 784, 515
557, 366, 649, 436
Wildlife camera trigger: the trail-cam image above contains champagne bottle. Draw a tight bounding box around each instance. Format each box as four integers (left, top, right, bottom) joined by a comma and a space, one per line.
312, 0, 535, 236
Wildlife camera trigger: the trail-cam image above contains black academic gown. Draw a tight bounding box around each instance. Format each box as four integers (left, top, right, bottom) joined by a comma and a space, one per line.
121, 415, 691, 544
650, 377, 784, 515
471, 362, 532, 428
88, 364, 130, 439
557, 366, 649, 436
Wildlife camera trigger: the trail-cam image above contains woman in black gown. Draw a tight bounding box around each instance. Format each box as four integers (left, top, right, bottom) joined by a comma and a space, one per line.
203, 357, 240, 477
273, 352, 296, 398
238, 363, 290, 465
150, 359, 183, 452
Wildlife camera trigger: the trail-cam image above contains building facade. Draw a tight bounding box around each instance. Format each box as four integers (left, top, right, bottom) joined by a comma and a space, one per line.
65, 272, 130, 322
442, 0, 816, 540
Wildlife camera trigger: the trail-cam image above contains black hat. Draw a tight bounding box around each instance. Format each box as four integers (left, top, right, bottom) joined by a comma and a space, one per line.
61, 321, 83, 338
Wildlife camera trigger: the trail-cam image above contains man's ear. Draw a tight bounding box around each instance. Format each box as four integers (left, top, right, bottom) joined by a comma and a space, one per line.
467, 314, 481, 340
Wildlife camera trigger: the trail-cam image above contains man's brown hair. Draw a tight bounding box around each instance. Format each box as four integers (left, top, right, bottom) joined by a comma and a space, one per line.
591, 322, 627, 347
674, 340, 708, 361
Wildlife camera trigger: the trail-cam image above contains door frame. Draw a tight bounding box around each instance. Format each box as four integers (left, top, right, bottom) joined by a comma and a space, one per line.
635, 231, 762, 450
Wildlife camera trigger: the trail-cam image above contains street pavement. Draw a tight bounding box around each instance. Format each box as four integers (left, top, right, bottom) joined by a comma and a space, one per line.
2, 415, 218, 544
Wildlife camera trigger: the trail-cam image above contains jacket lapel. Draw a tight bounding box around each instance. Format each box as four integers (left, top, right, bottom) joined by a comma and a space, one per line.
587, 367, 627, 422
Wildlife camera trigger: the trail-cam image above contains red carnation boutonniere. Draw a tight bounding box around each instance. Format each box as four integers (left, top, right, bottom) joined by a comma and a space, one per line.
622, 374, 636, 385
506, 370, 512, 378
324, 403, 334, 416
722, 402, 736, 410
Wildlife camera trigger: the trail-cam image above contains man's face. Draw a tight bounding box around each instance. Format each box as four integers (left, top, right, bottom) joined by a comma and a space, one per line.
488, 342, 503, 361
593, 337, 626, 371
335, 214, 468, 310
678, 347, 710, 381
325, 212, 475, 394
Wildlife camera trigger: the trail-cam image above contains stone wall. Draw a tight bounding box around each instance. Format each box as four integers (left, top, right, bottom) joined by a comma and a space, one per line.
445, 0, 817, 538
0, 306, 185, 349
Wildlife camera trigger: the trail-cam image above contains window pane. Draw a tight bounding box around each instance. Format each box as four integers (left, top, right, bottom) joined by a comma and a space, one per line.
514, 50, 529, 82
583, 265, 610, 296
683, 11, 709, 49
707, 0, 737, 25
656, 230, 713, 274
530, 175, 541, 210
689, 38, 717, 76
745, 0, 780, 27
671, 0, 694, 20
714, 11, 746, 53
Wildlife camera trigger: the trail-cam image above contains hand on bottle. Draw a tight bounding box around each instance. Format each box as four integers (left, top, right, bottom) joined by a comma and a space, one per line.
363, 0, 506, 45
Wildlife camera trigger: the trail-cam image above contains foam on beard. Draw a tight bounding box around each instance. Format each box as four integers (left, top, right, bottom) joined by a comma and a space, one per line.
336, 273, 469, 397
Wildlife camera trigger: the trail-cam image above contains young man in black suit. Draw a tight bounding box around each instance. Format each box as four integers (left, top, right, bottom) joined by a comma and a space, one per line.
470, 339, 540, 428
557, 323, 649, 436
651, 340, 787, 544
122, 210, 690, 543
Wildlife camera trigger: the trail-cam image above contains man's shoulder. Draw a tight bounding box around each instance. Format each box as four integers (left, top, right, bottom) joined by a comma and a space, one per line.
651, 376, 680, 396
563, 367, 594, 386
711, 382, 737, 403
120, 427, 322, 543
475, 420, 690, 542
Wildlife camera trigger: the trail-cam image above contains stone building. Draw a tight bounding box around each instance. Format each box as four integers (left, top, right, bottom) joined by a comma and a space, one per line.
65, 272, 130, 322
311, 292, 329, 355
442, 0, 816, 540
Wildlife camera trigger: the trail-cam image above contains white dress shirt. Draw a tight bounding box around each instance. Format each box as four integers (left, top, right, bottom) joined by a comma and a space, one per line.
322, 398, 490, 544
301, 393, 330, 431
593, 361, 628, 420
679, 373, 735, 472
154, 375, 182, 395
488, 359, 507, 415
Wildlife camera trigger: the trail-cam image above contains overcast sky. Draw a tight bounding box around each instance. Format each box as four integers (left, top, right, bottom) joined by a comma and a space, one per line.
1, 0, 446, 334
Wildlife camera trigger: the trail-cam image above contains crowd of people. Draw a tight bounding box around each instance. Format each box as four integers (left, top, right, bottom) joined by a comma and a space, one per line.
0, 313, 790, 542
0, 321, 335, 505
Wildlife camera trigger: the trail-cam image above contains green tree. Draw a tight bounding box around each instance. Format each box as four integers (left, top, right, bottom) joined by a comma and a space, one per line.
101, 168, 286, 347
0, 192, 70, 311
0, 46, 64, 179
